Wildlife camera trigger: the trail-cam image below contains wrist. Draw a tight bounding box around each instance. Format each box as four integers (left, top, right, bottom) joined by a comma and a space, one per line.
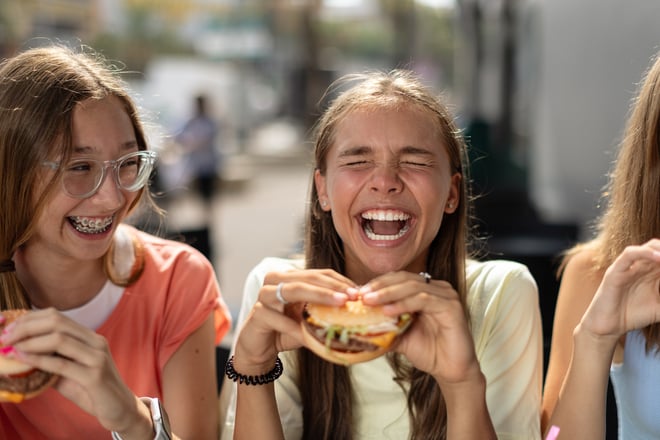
573, 323, 619, 360
232, 347, 280, 376
111, 397, 172, 440
226, 355, 283, 386
438, 369, 488, 407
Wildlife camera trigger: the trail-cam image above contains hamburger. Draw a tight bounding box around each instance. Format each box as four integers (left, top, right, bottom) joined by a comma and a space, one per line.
301, 298, 413, 365
0, 310, 57, 403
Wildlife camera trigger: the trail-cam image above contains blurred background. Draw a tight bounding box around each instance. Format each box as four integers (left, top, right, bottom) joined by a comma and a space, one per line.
2, 1, 659, 434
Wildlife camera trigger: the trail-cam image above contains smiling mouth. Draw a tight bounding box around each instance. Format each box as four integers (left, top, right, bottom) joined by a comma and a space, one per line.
68, 216, 113, 234
361, 209, 411, 241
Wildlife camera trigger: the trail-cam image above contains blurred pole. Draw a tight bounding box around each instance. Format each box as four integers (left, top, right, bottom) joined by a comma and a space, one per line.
455, 0, 483, 121
383, 0, 416, 69
300, 0, 326, 129
494, 0, 515, 154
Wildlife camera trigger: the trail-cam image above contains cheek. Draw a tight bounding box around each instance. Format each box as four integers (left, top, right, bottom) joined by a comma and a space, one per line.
34, 195, 73, 234
326, 172, 363, 199
123, 190, 142, 212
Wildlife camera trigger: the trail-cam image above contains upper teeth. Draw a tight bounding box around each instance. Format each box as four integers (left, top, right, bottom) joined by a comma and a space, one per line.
361, 209, 411, 241
70, 216, 113, 233
361, 210, 410, 221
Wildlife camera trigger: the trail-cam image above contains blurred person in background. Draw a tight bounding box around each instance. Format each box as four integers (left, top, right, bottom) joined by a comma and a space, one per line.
220, 69, 543, 439
0, 44, 231, 439
542, 51, 660, 439
172, 93, 222, 206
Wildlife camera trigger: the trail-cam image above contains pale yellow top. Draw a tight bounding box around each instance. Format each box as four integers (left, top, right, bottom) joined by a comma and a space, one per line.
222, 257, 543, 439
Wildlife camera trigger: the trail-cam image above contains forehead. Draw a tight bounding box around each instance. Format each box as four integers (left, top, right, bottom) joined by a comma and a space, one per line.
331, 104, 445, 154
70, 96, 137, 155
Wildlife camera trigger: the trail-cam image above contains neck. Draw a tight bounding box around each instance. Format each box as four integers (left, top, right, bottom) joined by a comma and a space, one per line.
14, 250, 107, 310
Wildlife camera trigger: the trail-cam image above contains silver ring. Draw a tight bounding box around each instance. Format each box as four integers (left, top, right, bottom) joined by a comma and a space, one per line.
419, 272, 432, 284
275, 282, 289, 305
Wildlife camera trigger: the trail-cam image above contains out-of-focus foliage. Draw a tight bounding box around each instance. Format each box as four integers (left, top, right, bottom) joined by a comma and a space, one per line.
91, 5, 194, 72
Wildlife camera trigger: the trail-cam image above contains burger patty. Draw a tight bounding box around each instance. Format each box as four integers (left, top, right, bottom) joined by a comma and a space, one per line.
301, 319, 380, 353
0, 369, 53, 394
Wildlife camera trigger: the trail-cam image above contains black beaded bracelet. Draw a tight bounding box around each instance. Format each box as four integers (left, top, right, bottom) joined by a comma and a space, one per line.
225, 355, 284, 385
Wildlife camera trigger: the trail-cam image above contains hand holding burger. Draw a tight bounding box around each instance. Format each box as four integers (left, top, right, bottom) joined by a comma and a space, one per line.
0, 310, 57, 403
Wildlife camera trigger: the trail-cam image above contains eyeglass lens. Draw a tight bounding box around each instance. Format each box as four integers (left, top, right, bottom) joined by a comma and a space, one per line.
62, 151, 155, 197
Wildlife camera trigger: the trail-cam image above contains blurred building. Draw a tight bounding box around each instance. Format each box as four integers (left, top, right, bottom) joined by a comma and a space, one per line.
456, 0, 660, 238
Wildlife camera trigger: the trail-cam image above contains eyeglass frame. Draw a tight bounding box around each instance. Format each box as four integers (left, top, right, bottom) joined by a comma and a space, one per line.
42, 150, 158, 199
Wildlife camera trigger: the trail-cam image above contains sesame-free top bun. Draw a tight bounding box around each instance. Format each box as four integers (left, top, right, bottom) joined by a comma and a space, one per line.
301, 299, 413, 366
0, 310, 57, 403
307, 300, 395, 327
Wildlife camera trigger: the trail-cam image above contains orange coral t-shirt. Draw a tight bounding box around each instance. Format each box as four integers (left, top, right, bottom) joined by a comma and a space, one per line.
0, 226, 231, 439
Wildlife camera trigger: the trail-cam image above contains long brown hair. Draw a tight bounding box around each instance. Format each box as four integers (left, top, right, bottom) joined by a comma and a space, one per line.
0, 44, 157, 309
564, 51, 660, 351
299, 70, 473, 439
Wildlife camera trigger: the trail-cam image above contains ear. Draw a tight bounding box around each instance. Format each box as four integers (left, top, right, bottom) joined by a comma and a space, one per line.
314, 169, 331, 211
444, 173, 461, 214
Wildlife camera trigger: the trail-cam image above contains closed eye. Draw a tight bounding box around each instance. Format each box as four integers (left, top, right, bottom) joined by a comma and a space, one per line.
67, 161, 93, 173
400, 160, 431, 167
120, 158, 140, 168
344, 160, 370, 166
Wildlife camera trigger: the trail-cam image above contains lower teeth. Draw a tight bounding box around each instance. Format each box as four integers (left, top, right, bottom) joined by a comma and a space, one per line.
72, 221, 110, 234
364, 225, 409, 241
75, 225, 107, 234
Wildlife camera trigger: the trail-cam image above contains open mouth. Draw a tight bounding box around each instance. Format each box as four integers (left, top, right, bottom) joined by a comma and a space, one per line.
361, 209, 411, 241
68, 216, 113, 234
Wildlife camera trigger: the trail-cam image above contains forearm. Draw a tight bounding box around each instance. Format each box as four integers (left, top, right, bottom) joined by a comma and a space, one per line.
546, 324, 616, 439
235, 383, 284, 440
441, 372, 497, 440
233, 356, 285, 440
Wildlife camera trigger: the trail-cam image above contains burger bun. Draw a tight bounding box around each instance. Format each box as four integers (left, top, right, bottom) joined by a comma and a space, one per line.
0, 309, 57, 403
301, 299, 413, 366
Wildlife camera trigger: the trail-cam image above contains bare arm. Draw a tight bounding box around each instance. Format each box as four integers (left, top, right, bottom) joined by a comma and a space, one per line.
232, 354, 285, 440
163, 314, 219, 439
442, 371, 497, 440
545, 324, 614, 439
541, 249, 602, 432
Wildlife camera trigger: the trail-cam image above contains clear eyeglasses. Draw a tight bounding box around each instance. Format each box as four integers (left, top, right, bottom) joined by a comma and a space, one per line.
43, 150, 158, 199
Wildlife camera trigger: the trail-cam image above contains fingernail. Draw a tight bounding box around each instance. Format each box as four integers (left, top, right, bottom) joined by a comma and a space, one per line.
345, 287, 360, 300
0, 345, 17, 357
1, 322, 15, 342
358, 285, 372, 294
362, 292, 376, 302
332, 293, 347, 303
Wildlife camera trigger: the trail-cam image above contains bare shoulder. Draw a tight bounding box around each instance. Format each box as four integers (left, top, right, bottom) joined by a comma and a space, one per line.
560, 247, 604, 302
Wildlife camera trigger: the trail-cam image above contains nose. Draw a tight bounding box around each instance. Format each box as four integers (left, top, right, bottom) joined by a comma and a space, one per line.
91, 166, 125, 209
369, 163, 403, 194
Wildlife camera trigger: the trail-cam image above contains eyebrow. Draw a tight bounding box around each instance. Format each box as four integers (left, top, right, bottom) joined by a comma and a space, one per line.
337, 145, 434, 157
72, 140, 139, 155
399, 145, 434, 156
337, 145, 372, 157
